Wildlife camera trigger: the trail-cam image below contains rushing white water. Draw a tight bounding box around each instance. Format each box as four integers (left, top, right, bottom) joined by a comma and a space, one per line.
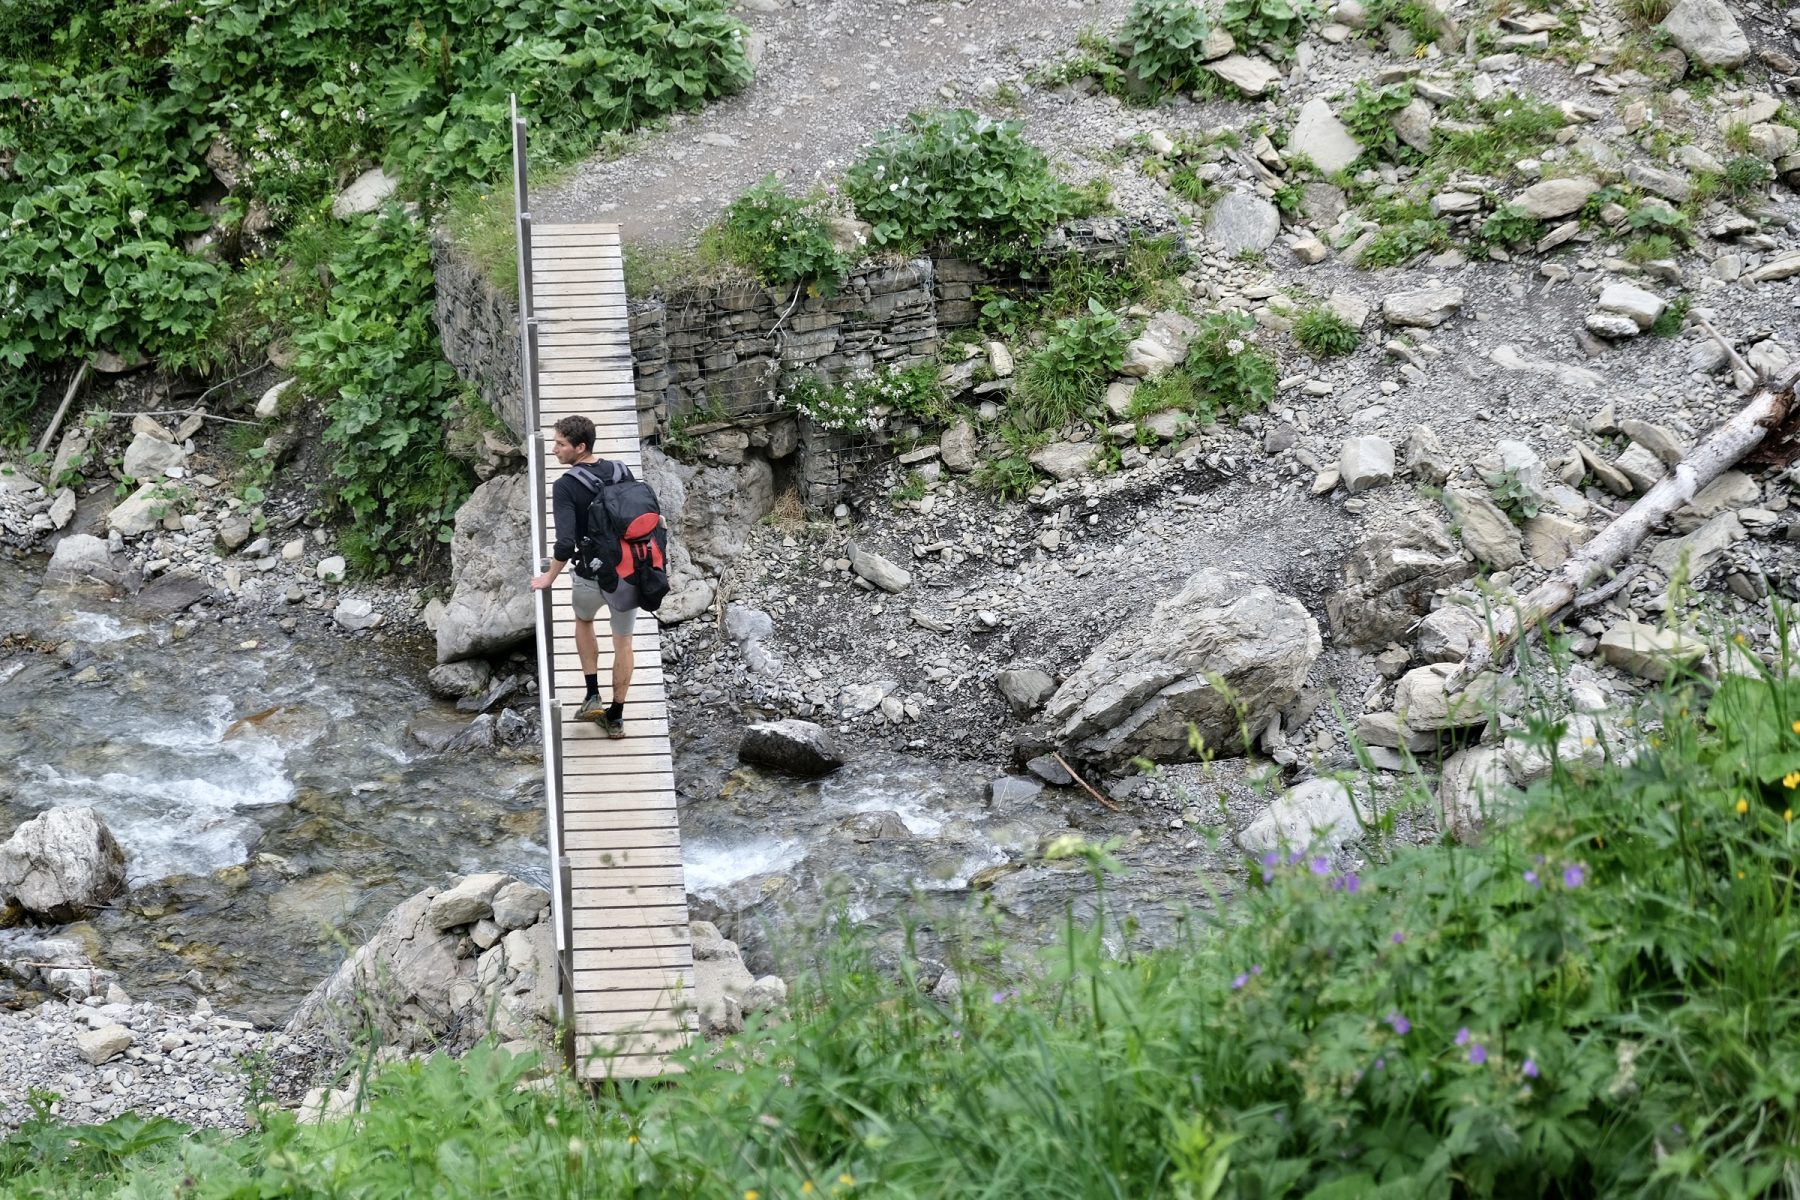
682, 837, 807, 895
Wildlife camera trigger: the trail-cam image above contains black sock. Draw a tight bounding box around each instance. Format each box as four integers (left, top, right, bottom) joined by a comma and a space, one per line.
584, 674, 599, 698
606, 701, 623, 722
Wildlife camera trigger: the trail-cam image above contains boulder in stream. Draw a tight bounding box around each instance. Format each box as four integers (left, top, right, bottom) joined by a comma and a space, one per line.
739, 718, 844, 777
0, 806, 129, 922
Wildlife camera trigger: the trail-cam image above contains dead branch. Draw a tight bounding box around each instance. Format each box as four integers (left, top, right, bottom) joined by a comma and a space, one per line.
1459, 364, 1800, 681
35, 360, 89, 455
1052, 751, 1121, 812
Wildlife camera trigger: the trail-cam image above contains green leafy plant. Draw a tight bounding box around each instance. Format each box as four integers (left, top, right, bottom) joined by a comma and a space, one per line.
1722, 154, 1774, 198
781, 373, 873, 435
847, 362, 950, 427
1339, 81, 1415, 162
1291, 306, 1360, 358
1481, 465, 1540, 524
1627, 201, 1691, 243
1118, 0, 1212, 95
845, 109, 1084, 266
1649, 295, 1691, 339
1477, 203, 1542, 250
1182, 310, 1276, 420
1010, 299, 1128, 433
1358, 216, 1452, 268
1219, 0, 1319, 54
1167, 162, 1215, 206
889, 470, 929, 504
707, 175, 851, 296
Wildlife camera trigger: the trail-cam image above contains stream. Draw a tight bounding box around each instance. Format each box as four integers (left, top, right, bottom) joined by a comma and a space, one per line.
0, 561, 1220, 1026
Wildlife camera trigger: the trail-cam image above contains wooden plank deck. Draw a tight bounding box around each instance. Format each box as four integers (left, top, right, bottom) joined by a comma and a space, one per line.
530, 222, 695, 1081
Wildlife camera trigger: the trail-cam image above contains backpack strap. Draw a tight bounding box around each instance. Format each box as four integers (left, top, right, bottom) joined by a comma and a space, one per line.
568, 460, 632, 491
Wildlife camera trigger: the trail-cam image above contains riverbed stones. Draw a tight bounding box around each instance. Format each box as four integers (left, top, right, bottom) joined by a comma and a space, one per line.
427, 659, 493, 699
1445, 488, 1524, 569
1287, 98, 1363, 174
427, 873, 512, 930
1659, 0, 1749, 70
989, 775, 1044, 804
1237, 778, 1367, 853
43, 534, 120, 592
939, 419, 978, 473
1121, 311, 1198, 379
1649, 511, 1743, 577
1381, 287, 1464, 328
1513, 177, 1600, 220
332, 597, 381, 632
1045, 568, 1320, 765
849, 544, 911, 592
1595, 283, 1666, 331
436, 473, 535, 663
740, 718, 844, 777
0, 806, 129, 922
1206, 191, 1281, 256
1393, 662, 1497, 733
106, 482, 168, 538
1416, 605, 1487, 663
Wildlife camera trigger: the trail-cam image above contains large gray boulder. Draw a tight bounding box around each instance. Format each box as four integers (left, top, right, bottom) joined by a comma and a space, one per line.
739, 719, 844, 777
43, 534, 122, 592
0, 807, 129, 921
1237, 778, 1368, 853
287, 877, 563, 1053
1287, 98, 1364, 174
1044, 569, 1320, 765
436, 473, 536, 664
1659, 0, 1748, 69
636, 447, 716, 624
1326, 514, 1473, 647
639, 447, 773, 623
1207, 191, 1281, 256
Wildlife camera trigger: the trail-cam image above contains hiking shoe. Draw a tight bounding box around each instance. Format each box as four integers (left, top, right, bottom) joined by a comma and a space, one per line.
600, 712, 627, 740
573, 694, 606, 724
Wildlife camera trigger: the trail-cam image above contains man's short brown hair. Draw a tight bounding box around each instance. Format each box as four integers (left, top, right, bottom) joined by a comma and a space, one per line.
554, 414, 595, 455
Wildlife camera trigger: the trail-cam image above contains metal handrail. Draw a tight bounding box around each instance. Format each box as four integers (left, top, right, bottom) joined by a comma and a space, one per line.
511, 94, 577, 1072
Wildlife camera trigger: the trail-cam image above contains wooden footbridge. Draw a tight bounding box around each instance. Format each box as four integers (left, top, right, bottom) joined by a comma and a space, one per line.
511, 102, 695, 1080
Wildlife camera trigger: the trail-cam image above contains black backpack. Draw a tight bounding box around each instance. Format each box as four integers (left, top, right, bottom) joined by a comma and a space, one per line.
569, 461, 671, 612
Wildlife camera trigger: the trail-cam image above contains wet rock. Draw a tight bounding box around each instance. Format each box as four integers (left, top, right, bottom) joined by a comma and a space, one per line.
740, 718, 844, 777
1025, 755, 1074, 786
841, 810, 911, 841
427, 659, 493, 699
989, 775, 1043, 805
43, 534, 121, 592
1237, 779, 1367, 853
333, 598, 381, 632
1327, 514, 1472, 647
437, 473, 535, 663
0, 807, 128, 922
1045, 569, 1320, 765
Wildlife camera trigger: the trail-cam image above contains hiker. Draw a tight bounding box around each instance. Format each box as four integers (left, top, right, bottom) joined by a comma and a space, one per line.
529, 414, 641, 737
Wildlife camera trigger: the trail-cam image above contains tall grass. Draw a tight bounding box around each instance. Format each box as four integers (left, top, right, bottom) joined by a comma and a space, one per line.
10, 644, 1800, 1197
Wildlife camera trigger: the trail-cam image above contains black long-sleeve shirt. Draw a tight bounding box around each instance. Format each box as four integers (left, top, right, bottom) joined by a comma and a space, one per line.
550, 462, 598, 566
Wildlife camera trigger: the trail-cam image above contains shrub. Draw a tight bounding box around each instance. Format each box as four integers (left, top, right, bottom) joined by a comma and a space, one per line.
1010, 300, 1128, 432
1722, 154, 1774, 198
845, 109, 1083, 266
1118, 0, 1212, 95
1650, 295, 1692, 338
707, 176, 851, 296
1339, 81, 1415, 162
1184, 310, 1276, 419
1477, 203, 1542, 250
781, 373, 872, 434
972, 449, 1038, 500
1291, 306, 1360, 358
848, 362, 949, 426
292, 207, 471, 573
1219, 0, 1319, 53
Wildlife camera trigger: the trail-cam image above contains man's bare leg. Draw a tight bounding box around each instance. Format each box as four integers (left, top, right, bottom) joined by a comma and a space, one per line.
574, 617, 598, 675
611, 631, 634, 707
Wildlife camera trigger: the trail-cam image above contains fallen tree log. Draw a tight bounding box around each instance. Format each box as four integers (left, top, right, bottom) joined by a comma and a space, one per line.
1459, 363, 1800, 680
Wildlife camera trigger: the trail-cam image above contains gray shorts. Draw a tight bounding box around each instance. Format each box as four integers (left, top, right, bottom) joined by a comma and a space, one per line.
571, 573, 638, 636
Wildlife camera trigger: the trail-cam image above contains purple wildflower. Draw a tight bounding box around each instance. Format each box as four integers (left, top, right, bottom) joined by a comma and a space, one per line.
950, 1029, 962, 1039
1468, 1043, 1487, 1066
1260, 851, 1280, 868
1524, 870, 1540, 888
1335, 873, 1361, 894
1522, 1058, 1539, 1079
1310, 856, 1331, 876
1251, 964, 1263, 976
1391, 930, 1405, 945
1373, 1057, 1386, 1071
1386, 1012, 1411, 1035
1231, 973, 1250, 990
1454, 1027, 1471, 1047
1261, 870, 1275, 884
1563, 863, 1586, 889
990, 988, 1018, 1004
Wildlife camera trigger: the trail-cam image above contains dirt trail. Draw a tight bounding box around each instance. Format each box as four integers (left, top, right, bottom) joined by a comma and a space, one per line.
534, 0, 1132, 242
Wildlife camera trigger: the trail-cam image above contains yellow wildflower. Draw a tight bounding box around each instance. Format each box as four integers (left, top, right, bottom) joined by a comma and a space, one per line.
746, 1191, 760, 1200
627, 1135, 639, 1146
1737, 798, 1750, 815
839, 1175, 857, 1188
1786, 772, 1800, 790
1787, 809, 1794, 824
1792, 720, 1800, 733
803, 1184, 817, 1196
1738, 870, 1747, 879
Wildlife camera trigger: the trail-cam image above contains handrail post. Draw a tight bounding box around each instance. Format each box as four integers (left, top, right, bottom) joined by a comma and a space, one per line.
512, 94, 576, 1074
